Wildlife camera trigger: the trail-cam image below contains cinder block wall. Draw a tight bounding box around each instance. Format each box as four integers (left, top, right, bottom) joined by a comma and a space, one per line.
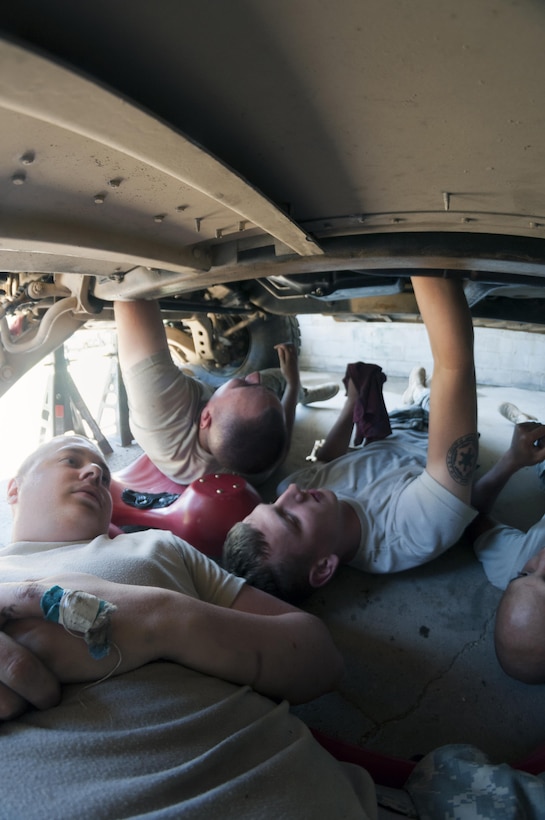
297, 314, 545, 390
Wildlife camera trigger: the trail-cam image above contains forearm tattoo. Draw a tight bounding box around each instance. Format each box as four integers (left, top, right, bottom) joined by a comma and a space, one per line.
446, 433, 479, 485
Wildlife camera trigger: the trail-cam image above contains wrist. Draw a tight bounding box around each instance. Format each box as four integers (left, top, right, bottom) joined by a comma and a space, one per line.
499, 449, 522, 475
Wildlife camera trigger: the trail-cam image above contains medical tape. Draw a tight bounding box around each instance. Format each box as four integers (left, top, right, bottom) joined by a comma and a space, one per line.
40, 585, 117, 659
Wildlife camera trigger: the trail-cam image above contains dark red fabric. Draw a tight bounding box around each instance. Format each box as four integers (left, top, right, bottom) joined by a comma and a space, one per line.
343, 362, 392, 446
311, 729, 416, 788
512, 743, 545, 775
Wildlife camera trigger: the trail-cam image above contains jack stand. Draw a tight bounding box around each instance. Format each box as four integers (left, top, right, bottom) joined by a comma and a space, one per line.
40, 345, 113, 455
97, 354, 132, 447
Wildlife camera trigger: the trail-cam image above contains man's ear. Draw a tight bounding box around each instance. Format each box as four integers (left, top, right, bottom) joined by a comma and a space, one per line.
199, 406, 213, 430
6, 477, 19, 506
309, 554, 339, 589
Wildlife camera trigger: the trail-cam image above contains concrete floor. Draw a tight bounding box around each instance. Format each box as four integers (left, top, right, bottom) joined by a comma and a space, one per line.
1, 362, 545, 768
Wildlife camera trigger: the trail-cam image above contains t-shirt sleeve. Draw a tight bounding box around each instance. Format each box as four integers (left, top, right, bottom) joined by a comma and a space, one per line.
473, 518, 545, 589
122, 350, 215, 482
174, 536, 246, 607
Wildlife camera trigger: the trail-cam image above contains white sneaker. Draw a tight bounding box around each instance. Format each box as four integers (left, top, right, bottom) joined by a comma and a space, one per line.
402, 366, 427, 405
498, 402, 538, 424
300, 382, 340, 405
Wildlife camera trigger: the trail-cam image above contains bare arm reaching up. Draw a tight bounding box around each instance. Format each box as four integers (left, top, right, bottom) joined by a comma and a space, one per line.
313, 377, 359, 463
466, 421, 545, 544
114, 299, 170, 370
410, 274, 478, 505
471, 421, 545, 515
274, 342, 300, 457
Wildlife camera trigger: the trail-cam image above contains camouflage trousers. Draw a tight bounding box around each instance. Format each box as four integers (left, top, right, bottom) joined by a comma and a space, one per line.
381, 743, 545, 819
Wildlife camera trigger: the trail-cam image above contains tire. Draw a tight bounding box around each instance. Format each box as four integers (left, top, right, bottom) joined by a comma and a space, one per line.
166, 314, 301, 388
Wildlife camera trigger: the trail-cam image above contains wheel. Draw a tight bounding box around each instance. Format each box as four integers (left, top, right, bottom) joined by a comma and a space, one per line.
166, 314, 301, 388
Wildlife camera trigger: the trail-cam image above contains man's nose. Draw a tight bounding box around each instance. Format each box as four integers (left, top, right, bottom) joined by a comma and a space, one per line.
81, 463, 103, 483
287, 483, 305, 501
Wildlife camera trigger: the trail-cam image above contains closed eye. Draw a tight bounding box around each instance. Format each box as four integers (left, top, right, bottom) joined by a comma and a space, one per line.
275, 507, 300, 532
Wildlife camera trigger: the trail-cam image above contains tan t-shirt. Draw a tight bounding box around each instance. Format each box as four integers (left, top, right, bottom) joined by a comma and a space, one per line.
0, 531, 377, 819
122, 350, 220, 483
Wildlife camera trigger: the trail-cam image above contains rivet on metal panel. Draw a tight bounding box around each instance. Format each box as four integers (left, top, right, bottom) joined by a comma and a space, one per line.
20, 151, 35, 165
176, 205, 187, 212
215, 489, 224, 494
154, 214, 166, 223
108, 178, 123, 188
442, 192, 450, 211
460, 217, 472, 223
194, 217, 202, 232
391, 217, 403, 223
529, 221, 539, 228
216, 228, 223, 239
11, 172, 26, 185
238, 220, 247, 231
94, 194, 106, 204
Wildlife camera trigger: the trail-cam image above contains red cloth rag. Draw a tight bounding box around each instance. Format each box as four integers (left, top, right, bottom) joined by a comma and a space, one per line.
342, 362, 392, 446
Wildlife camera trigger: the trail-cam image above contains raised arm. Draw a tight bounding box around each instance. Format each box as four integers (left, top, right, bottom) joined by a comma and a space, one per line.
471, 421, 545, 515
114, 299, 170, 370
274, 342, 300, 455
0, 574, 343, 706
313, 377, 359, 463
410, 275, 478, 504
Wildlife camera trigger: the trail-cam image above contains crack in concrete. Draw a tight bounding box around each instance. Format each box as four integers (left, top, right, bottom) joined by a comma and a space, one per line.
347, 611, 497, 745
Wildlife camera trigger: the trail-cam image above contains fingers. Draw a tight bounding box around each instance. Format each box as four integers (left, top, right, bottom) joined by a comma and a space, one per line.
0, 682, 29, 720
513, 421, 545, 445
0, 630, 61, 719
0, 581, 46, 625
511, 422, 545, 465
516, 421, 545, 434
274, 342, 296, 361
274, 343, 299, 385
0, 577, 97, 718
